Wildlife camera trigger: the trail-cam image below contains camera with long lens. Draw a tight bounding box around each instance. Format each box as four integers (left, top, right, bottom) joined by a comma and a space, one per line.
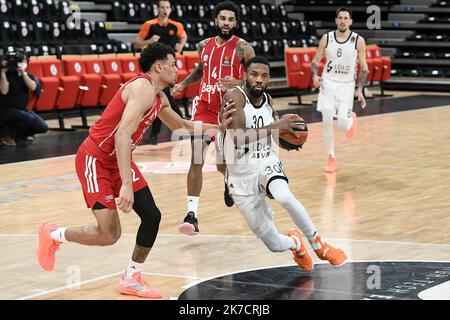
1, 50, 26, 72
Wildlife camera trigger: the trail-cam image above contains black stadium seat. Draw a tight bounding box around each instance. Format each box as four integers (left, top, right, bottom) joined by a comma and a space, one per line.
16, 21, 32, 44
0, 0, 12, 21
48, 21, 65, 44
43, 0, 58, 21
137, 0, 152, 21
11, 0, 27, 19
28, 0, 42, 21
33, 21, 47, 44
0, 21, 15, 45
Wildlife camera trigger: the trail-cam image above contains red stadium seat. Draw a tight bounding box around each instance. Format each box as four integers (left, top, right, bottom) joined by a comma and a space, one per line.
28, 60, 60, 112
381, 56, 392, 81
368, 45, 383, 82
40, 59, 79, 110
174, 54, 188, 100
84, 58, 122, 106
63, 57, 102, 107
103, 56, 137, 83
301, 48, 318, 88
120, 55, 140, 75
183, 51, 201, 99
284, 48, 309, 90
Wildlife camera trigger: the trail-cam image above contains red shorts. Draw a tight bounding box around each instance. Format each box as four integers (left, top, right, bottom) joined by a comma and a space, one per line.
191, 96, 219, 142
75, 138, 148, 209
191, 96, 219, 124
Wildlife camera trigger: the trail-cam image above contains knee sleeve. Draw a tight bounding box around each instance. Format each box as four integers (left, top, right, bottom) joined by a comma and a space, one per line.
261, 223, 293, 252
133, 187, 161, 248
337, 117, 352, 132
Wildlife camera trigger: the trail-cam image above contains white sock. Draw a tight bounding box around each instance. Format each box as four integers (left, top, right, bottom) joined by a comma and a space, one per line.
126, 259, 144, 278
187, 196, 200, 216
50, 227, 67, 243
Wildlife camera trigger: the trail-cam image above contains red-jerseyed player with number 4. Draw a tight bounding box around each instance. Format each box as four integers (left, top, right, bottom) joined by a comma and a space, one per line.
36, 43, 236, 299
171, 1, 255, 235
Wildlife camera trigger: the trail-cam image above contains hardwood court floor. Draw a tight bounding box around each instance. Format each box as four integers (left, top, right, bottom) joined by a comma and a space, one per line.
1, 103, 450, 299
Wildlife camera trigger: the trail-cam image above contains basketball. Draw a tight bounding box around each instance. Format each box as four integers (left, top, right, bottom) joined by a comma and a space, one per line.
278, 114, 308, 151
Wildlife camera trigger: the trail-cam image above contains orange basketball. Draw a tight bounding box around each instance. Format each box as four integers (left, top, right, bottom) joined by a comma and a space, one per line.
278, 114, 308, 151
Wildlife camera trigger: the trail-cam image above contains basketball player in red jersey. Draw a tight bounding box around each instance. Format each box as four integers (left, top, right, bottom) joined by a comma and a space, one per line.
171, 1, 255, 235
36, 43, 236, 299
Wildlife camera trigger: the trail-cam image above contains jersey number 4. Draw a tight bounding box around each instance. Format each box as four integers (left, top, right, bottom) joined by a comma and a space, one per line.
211, 67, 218, 79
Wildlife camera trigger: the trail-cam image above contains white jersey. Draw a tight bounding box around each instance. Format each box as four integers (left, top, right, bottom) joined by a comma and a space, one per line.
218, 86, 278, 176
323, 31, 359, 83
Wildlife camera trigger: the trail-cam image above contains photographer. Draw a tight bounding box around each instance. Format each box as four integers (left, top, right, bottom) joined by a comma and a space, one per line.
0, 49, 47, 146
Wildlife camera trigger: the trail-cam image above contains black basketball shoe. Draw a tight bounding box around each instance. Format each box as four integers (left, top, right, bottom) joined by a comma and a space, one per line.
179, 211, 199, 235
224, 183, 234, 207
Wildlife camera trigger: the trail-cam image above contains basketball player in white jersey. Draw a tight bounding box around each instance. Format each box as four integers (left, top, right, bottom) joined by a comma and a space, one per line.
312, 7, 368, 173
218, 56, 347, 271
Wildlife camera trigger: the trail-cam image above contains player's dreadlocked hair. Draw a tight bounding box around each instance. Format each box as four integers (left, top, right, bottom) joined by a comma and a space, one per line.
139, 42, 175, 73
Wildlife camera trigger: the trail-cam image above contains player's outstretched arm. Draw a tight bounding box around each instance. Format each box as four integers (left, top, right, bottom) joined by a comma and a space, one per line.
311, 34, 328, 88
158, 92, 236, 135
356, 37, 368, 109
115, 79, 156, 213
171, 39, 207, 96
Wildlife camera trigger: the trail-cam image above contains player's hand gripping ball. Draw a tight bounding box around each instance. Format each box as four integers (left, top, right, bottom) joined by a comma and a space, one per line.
278, 114, 308, 151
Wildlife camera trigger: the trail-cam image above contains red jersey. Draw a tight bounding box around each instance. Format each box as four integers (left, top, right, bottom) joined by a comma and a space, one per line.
198, 35, 244, 114
88, 73, 162, 158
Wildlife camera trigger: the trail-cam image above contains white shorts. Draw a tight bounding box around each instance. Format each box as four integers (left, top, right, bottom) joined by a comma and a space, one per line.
317, 77, 355, 119
226, 159, 288, 238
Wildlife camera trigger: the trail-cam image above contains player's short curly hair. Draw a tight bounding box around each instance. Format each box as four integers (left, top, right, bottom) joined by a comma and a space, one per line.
245, 56, 270, 71
139, 42, 175, 73
214, 1, 240, 21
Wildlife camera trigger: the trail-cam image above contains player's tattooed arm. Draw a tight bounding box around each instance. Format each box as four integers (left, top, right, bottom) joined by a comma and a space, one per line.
356, 36, 368, 109
237, 39, 256, 65
179, 39, 207, 87
356, 36, 369, 91
311, 62, 318, 76
358, 69, 368, 89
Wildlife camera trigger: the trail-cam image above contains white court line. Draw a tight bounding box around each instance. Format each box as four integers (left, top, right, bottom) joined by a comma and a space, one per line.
1, 233, 450, 248
0, 154, 75, 168
16, 271, 123, 300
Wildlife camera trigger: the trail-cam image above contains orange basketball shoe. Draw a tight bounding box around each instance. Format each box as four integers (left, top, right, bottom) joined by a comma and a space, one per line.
324, 156, 337, 173
312, 235, 347, 267
345, 112, 357, 140
37, 221, 60, 271
118, 271, 162, 299
288, 228, 314, 272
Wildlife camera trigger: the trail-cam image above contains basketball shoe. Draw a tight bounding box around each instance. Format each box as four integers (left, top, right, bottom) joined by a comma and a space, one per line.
311, 235, 347, 267
179, 211, 199, 235
288, 228, 314, 272
324, 156, 337, 173
345, 112, 357, 140
37, 221, 60, 271
224, 183, 234, 207
117, 271, 162, 299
